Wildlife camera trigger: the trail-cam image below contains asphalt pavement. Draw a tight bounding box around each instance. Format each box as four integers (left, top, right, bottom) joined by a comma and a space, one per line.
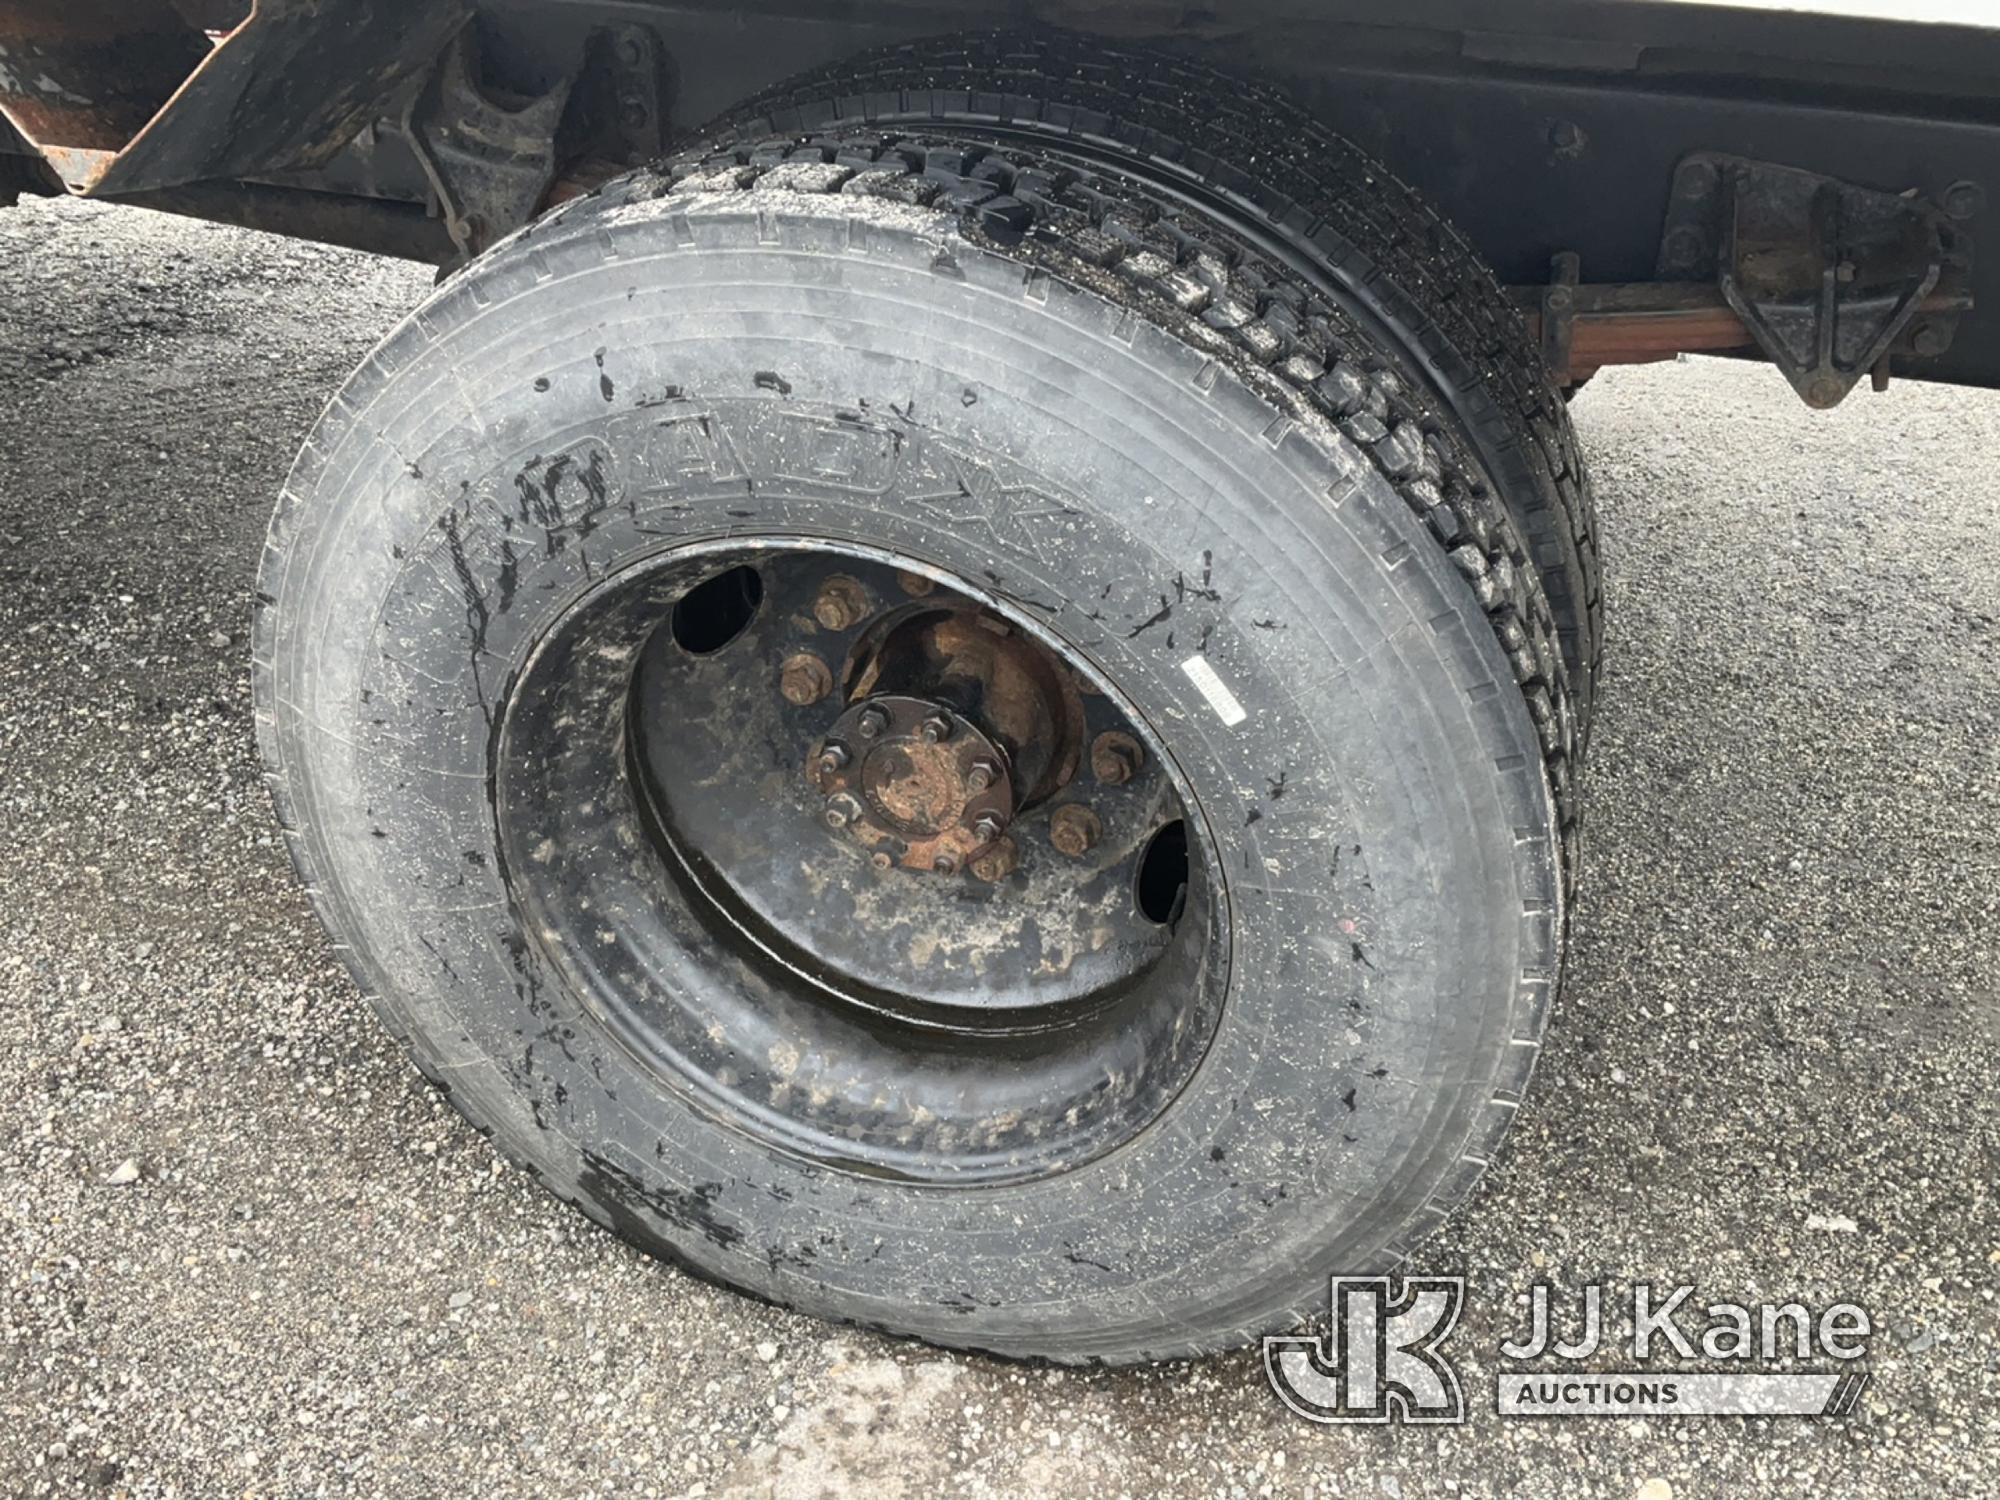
0, 193, 1995, 1498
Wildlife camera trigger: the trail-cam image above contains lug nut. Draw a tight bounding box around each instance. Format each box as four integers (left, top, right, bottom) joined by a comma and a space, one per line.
966, 758, 1001, 793
896, 570, 936, 597
856, 705, 890, 739
823, 792, 863, 829
1049, 804, 1102, 858
812, 575, 870, 631
969, 836, 1019, 882
815, 741, 851, 779
779, 652, 833, 706
970, 812, 1006, 844
1090, 731, 1144, 786
931, 853, 959, 875
920, 713, 953, 744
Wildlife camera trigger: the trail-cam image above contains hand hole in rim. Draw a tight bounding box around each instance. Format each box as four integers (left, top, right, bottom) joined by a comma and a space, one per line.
670, 562, 763, 653
1135, 819, 1190, 926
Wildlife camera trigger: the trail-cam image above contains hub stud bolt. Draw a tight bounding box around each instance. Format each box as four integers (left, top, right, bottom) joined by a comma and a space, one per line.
823, 792, 863, 829
1090, 731, 1144, 786
966, 758, 1000, 793
812, 576, 871, 632
932, 854, 959, 875
970, 812, 1006, 844
920, 713, 954, 743
856, 705, 890, 739
815, 742, 851, 779
1049, 804, 1102, 858
779, 652, 834, 706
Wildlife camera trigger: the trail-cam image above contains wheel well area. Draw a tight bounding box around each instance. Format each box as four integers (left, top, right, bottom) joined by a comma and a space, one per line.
0, 1, 1995, 394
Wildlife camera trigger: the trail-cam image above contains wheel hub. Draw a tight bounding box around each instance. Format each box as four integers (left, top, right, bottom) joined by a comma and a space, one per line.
813, 694, 1017, 873
617, 545, 1192, 1018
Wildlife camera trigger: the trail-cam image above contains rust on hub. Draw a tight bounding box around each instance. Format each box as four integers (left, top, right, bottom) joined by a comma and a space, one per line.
812, 694, 1016, 874
845, 607, 1086, 807
869, 737, 972, 831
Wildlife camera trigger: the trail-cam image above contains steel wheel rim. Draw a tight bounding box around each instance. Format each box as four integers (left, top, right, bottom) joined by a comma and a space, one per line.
493, 536, 1232, 1185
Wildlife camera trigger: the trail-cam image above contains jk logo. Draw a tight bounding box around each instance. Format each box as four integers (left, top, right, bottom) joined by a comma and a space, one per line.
1264, 1276, 1467, 1424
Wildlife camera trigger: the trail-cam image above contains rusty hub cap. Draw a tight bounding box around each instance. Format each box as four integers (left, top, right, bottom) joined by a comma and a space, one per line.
812, 694, 1017, 874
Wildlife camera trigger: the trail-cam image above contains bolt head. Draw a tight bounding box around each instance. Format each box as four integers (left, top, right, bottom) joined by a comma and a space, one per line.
780, 652, 833, 706
931, 854, 959, 875
970, 813, 1005, 843
965, 759, 999, 793
870, 850, 893, 870
1944, 180, 1984, 221
823, 792, 863, 829
857, 706, 889, 739
920, 713, 953, 744
896, 570, 936, 597
1912, 323, 1950, 357
815, 742, 850, 778
812, 576, 870, 632
1806, 375, 1847, 409
1090, 732, 1144, 786
1048, 804, 1102, 858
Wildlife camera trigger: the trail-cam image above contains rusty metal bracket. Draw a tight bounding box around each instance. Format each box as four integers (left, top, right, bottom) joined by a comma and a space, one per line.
0, 0, 468, 197
399, 26, 574, 266
1540, 250, 1582, 387
1657, 152, 1972, 408
588, 22, 671, 164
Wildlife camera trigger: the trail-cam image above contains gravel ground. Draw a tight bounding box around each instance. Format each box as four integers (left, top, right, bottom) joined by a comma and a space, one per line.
1, 195, 1996, 1499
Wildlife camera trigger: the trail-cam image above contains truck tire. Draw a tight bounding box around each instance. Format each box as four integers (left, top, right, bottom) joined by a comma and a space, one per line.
254, 132, 1570, 1363
704, 30, 1606, 740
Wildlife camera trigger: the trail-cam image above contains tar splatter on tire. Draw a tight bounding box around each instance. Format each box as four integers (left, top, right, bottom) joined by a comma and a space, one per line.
253, 135, 1566, 1363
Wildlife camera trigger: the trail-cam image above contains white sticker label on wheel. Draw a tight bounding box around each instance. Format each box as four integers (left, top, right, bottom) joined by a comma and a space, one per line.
1180, 654, 1248, 727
